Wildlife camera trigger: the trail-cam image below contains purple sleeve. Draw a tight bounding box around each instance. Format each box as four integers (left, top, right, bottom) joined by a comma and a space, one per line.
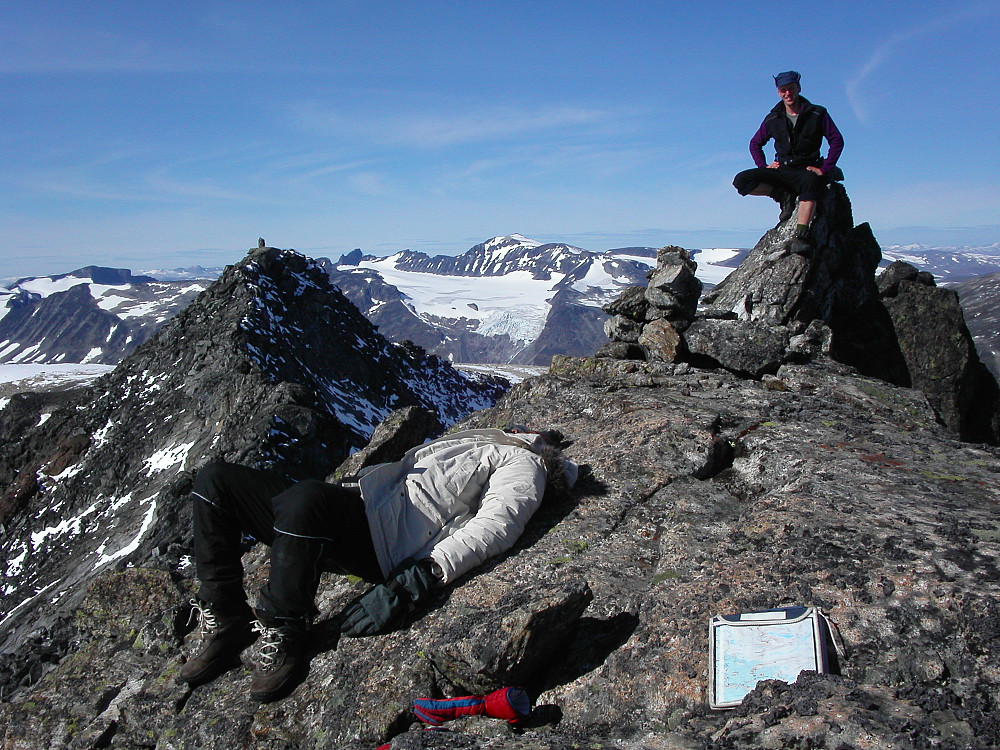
821, 113, 844, 174
749, 121, 769, 168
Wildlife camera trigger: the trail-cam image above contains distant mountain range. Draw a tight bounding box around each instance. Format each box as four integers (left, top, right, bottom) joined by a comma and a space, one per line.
2, 236, 998, 370
0, 267, 212, 365
319, 234, 735, 365
880, 242, 1000, 283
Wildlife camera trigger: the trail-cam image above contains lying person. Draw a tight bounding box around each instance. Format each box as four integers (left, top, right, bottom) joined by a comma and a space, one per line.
178, 427, 574, 701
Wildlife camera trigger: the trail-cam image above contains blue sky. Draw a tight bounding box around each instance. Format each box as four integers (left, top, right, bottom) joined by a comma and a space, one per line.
2, 1, 999, 278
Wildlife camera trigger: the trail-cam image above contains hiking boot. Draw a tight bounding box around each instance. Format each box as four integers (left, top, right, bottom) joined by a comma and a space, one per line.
789, 238, 813, 257
178, 599, 254, 686
775, 191, 796, 223
249, 616, 308, 702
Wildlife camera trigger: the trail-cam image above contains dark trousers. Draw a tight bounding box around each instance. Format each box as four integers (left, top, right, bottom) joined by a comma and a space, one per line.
733, 165, 826, 202
191, 461, 383, 621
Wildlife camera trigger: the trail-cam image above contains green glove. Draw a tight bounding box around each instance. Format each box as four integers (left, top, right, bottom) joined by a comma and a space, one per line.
338, 558, 438, 637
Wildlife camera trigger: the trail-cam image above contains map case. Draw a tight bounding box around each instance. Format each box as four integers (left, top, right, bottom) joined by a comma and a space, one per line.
708, 606, 828, 709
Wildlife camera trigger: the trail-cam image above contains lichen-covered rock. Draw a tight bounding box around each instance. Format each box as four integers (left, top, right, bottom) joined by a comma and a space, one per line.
3, 355, 1000, 748
638, 319, 683, 363
683, 319, 790, 378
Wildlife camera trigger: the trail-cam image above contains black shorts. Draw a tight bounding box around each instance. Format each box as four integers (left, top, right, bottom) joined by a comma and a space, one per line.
733, 165, 827, 201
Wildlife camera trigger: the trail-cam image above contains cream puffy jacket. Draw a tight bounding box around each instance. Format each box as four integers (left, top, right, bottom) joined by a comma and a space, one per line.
358, 429, 552, 585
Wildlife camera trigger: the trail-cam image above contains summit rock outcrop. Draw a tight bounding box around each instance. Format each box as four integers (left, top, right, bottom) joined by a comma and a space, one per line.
603, 184, 1000, 445
2, 209, 1000, 750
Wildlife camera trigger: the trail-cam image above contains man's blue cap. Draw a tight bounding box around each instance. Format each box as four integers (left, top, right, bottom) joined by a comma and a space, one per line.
773, 71, 801, 87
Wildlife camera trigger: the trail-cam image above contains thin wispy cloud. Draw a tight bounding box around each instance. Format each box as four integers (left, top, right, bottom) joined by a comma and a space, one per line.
0, 14, 312, 74
846, 1, 999, 125
292, 102, 615, 149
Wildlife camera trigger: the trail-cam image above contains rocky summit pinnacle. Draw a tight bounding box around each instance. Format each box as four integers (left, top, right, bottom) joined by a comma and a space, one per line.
603, 183, 1000, 445
2, 210, 1000, 750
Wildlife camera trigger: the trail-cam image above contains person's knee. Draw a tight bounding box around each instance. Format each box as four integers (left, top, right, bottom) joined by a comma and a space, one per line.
272, 480, 330, 534
798, 174, 824, 202
192, 461, 234, 502
733, 170, 757, 195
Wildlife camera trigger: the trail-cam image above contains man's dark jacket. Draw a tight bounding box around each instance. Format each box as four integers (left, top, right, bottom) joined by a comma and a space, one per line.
750, 95, 844, 174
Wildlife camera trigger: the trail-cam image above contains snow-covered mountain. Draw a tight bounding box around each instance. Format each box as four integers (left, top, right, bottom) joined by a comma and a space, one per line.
4, 236, 999, 370
0, 267, 211, 365
323, 234, 743, 365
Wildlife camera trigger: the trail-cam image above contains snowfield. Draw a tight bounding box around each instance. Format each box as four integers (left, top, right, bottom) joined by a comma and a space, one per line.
355, 256, 566, 342
346, 239, 742, 345
0, 364, 114, 396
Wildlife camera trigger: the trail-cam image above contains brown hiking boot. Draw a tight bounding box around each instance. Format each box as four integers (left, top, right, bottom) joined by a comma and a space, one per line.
178, 599, 254, 686
249, 617, 308, 702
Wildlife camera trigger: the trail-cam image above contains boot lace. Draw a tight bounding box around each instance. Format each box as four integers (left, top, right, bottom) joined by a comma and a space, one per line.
252, 620, 288, 673
187, 598, 220, 639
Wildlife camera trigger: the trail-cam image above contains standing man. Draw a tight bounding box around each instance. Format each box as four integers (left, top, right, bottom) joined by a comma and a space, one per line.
733, 71, 844, 249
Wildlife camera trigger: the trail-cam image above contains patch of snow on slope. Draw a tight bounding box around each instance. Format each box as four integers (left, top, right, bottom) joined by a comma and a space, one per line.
31, 499, 101, 549
692, 249, 741, 286
94, 496, 156, 570
144, 441, 196, 476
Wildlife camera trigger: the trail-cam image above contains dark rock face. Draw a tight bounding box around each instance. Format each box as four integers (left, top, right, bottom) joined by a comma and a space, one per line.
0, 246, 504, 682
878, 264, 1000, 443
683, 318, 790, 378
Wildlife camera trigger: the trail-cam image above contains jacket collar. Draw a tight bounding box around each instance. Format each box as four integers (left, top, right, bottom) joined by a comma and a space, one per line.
769, 94, 815, 118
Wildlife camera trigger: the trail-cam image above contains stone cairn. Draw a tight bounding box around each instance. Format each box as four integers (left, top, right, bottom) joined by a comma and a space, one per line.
598, 246, 702, 364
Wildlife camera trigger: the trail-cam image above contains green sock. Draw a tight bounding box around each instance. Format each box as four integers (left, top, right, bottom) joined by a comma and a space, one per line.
795, 224, 808, 237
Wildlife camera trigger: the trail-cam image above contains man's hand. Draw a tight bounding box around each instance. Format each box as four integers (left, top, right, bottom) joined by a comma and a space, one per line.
767, 161, 780, 169
806, 166, 823, 175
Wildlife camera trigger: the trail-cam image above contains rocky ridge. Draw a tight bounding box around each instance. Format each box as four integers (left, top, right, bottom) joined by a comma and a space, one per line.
0, 245, 503, 670
2, 199, 1000, 749
602, 184, 1000, 445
